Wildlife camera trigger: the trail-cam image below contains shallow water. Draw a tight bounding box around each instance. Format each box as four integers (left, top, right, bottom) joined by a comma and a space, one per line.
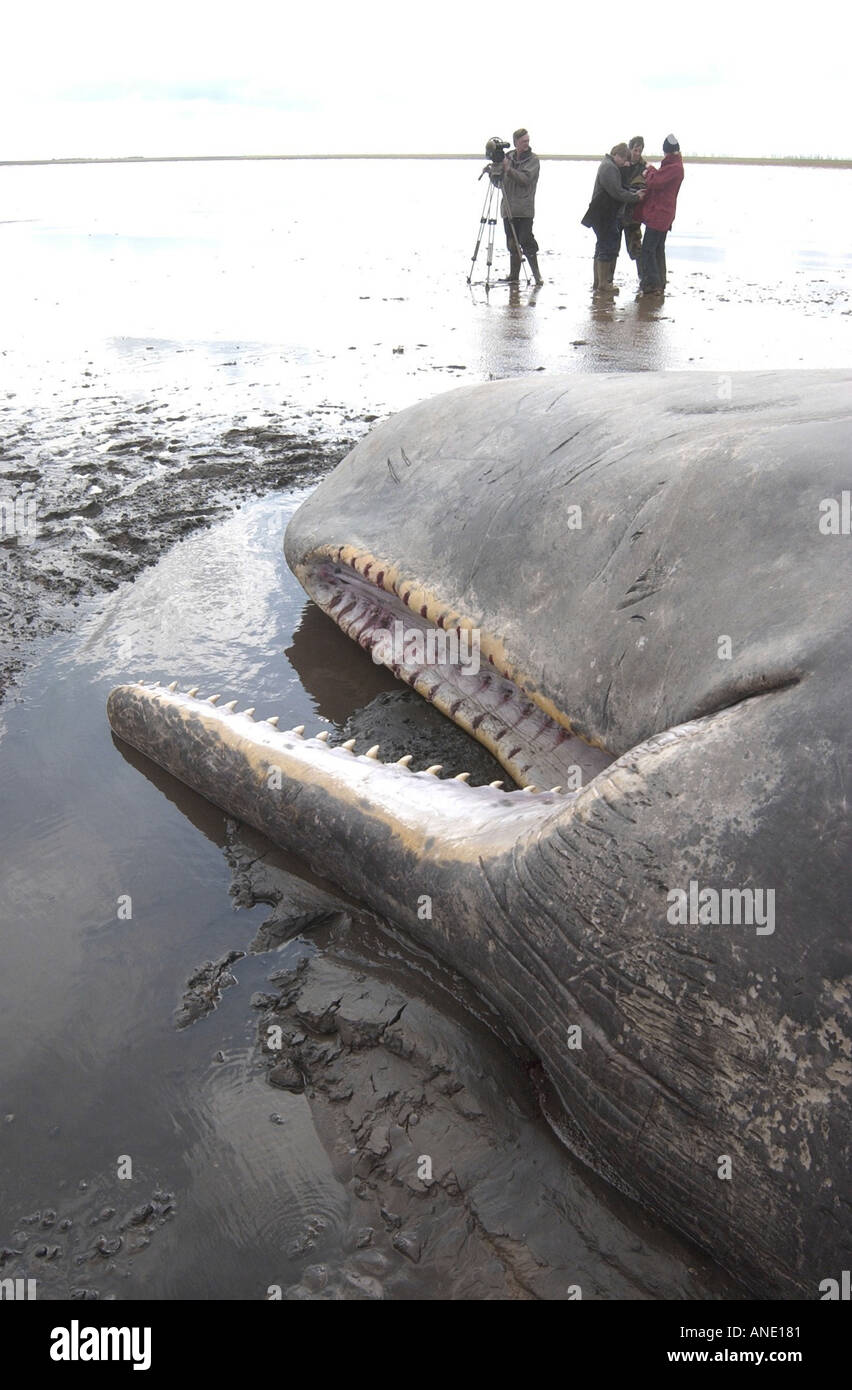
0, 496, 389, 1297
1, 158, 850, 1299
2, 158, 851, 417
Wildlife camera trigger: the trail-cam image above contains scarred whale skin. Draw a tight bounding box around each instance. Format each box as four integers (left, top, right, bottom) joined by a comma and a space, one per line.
108, 370, 852, 1298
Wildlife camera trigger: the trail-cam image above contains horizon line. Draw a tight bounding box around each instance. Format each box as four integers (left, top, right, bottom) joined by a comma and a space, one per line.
2, 152, 851, 170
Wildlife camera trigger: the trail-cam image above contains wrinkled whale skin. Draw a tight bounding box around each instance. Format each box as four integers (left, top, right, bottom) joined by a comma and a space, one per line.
108, 371, 851, 1298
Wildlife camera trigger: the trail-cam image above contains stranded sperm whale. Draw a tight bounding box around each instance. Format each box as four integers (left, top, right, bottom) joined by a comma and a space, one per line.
107, 370, 851, 1298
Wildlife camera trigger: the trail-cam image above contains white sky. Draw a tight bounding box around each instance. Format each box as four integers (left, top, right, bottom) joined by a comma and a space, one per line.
3, 0, 849, 160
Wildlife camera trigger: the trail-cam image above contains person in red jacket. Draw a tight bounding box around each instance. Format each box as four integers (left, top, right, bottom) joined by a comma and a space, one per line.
639, 135, 684, 294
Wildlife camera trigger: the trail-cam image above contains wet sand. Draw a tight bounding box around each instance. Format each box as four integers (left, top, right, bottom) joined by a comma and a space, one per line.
0, 395, 354, 701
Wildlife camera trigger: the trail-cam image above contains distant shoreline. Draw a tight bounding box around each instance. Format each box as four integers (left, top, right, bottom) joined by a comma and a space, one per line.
2, 152, 851, 170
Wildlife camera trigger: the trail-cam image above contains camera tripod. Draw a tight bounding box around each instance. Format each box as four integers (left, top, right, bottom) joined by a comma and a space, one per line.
466, 169, 532, 290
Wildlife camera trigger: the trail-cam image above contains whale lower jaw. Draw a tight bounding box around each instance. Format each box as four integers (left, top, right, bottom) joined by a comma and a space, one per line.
106, 679, 715, 852
295, 549, 614, 791
107, 680, 576, 826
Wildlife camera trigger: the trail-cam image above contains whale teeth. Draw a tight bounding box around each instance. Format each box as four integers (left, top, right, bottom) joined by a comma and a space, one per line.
454, 772, 471, 781
316, 730, 330, 742
290, 725, 305, 737
187, 687, 199, 697
523, 785, 540, 794
136, 679, 146, 686
167, 681, 178, 692
489, 780, 504, 789
208, 694, 221, 705
549, 786, 562, 794
342, 738, 357, 751
365, 745, 380, 759
243, 708, 255, 719
223, 700, 238, 712
396, 754, 414, 766
424, 764, 443, 777
265, 715, 280, 727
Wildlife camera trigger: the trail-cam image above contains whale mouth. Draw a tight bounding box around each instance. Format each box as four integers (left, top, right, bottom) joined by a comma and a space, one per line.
297, 546, 615, 792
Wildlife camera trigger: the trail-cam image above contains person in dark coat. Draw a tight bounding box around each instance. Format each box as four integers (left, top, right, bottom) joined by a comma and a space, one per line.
620, 137, 647, 271
638, 135, 684, 294
581, 143, 645, 295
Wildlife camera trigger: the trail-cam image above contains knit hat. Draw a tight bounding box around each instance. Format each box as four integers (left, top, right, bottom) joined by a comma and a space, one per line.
663, 134, 680, 153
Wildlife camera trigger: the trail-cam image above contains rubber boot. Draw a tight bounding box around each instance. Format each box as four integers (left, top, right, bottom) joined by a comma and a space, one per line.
592, 259, 603, 291
599, 260, 619, 295
508, 251, 521, 283
527, 251, 544, 286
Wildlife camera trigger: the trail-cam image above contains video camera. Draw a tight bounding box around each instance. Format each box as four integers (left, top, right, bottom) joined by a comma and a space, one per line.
481, 136, 511, 186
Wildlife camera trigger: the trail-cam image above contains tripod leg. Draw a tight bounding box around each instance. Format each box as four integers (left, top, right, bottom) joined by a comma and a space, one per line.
467, 182, 494, 283
484, 186, 498, 289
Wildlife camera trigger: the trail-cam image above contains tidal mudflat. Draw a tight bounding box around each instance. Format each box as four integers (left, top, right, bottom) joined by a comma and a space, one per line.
0, 158, 849, 1299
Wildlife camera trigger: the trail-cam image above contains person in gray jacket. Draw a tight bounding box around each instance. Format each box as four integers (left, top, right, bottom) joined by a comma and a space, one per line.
581, 143, 645, 294
500, 128, 543, 285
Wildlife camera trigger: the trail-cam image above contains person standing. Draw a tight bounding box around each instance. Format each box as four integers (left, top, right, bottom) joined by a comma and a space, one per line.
620, 136, 647, 272
581, 143, 644, 295
501, 128, 543, 285
638, 135, 684, 295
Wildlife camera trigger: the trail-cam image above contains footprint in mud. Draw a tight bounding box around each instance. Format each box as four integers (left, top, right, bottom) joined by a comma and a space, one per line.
0, 1184, 176, 1301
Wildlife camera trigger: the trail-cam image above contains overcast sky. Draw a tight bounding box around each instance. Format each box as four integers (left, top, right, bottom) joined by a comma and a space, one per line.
4, 0, 849, 161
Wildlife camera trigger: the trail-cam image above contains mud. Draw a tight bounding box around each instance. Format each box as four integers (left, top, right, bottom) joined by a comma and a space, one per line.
175, 948, 247, 1029
0, 1182, 176, 1301
0, 404, 358, 702
187, 824, 741, 1299
333, 689, 506, 784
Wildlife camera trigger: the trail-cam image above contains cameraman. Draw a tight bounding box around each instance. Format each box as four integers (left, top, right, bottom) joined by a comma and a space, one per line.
501, 128, 543, 285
